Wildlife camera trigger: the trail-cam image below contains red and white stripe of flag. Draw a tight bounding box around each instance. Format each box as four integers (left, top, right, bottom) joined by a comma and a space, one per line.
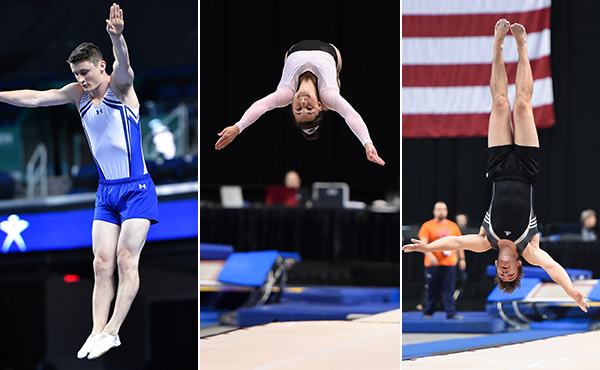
402, 0, 555, 138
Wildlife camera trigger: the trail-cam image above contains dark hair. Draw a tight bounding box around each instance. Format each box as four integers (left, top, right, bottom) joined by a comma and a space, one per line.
494, 264, 524, 294
66, 42, 104, 66
455, 212, 469, 220
291, 111, 323, 140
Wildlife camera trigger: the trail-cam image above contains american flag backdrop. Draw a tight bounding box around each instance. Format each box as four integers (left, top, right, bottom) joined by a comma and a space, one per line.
402, 0, 555, 138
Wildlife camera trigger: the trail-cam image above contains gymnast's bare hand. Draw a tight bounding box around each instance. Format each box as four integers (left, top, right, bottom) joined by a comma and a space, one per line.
567, 288, 589, 313
215, 125, 240, 150
365, 142, 385, 166
106, 3, 124, 37
402, 238, 428, 253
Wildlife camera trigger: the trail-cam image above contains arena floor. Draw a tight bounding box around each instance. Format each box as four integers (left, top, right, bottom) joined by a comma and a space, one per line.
403, 330, 600, 369
199, 309, 400, 370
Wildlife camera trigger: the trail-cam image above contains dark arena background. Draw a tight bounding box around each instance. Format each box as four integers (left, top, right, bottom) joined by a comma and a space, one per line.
200, 1, 400, 289
403, 1, 600, 314
0, 1, 197, 369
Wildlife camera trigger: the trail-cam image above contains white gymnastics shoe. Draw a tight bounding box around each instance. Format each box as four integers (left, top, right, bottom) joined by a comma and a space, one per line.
77, 333, 101, 359
87, 333, 121, 360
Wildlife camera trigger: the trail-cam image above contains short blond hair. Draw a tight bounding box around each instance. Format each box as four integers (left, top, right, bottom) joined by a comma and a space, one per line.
581, 209, 596, 223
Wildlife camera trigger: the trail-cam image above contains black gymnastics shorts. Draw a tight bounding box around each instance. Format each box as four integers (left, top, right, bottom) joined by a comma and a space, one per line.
486, 144, 541, 185
287, 40, 338, 66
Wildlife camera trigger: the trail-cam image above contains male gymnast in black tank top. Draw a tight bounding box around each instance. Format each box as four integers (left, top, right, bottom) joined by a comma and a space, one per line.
403, 19, 588, 313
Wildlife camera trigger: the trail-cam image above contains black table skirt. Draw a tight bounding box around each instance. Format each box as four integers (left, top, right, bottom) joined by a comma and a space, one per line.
201, 206, 400, 263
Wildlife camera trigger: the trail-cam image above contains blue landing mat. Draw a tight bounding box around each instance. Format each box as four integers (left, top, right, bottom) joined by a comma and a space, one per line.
218, 250, 280, 286
403, 328, 586, 360
281, 286, 400, 305
485, 265, 592, 282
200, 309, 225, 328
530, 319, 595, 331
402, 311, 506, 333
235, 286, 400, 326
237, 301, 400, 327
200, 243, 234, 260
487, 277, 541, 301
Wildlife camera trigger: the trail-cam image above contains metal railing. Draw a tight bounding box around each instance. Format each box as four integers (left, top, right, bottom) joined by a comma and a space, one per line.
143, 103, 189, 160
26, 143, 48, 199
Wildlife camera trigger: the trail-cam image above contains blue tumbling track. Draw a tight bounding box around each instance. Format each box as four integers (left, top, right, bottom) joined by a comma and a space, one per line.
236, 286, 400, 327
402, 311, 506, 333
403, 266, 600, 360
403, 328, 586, 360
200, 309, 228, 328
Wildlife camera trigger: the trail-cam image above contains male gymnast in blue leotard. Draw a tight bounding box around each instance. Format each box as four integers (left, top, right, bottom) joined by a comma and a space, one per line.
0, 3, 159, 358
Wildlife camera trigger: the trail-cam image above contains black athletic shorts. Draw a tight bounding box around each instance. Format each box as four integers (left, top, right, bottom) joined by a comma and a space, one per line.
287, 40, 338, 67
486, 144, 541, 185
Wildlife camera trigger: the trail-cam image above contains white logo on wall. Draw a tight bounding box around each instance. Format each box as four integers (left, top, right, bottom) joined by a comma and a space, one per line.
0, 214, 29, 253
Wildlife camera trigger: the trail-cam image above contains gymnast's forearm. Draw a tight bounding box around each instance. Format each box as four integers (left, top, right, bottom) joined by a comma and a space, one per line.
321, 90, 372, 145
544, 262, 576, 294
235, 99, 271, 133
235, 90, 288, 133
428, 234, 488, 253
0, 90, 44, 108
424, 236, 463, 252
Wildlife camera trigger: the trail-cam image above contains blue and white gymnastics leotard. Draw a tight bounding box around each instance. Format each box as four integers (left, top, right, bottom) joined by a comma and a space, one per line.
79, 86, 147, 180
79, 85, 159, 225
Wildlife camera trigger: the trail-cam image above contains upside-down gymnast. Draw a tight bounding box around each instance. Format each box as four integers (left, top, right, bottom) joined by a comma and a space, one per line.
402, 20, 588, 313
214, 39, 385, 166
0, 4, 159, 359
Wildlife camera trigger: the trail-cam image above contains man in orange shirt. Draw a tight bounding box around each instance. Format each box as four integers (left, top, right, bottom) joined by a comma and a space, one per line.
418, 202, 466, 319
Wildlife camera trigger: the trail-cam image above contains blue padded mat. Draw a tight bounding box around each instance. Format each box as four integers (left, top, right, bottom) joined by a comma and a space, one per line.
281, 286, 399, 305
200, 243, 234, 260
235, 286, 399, 327
200, 309, 222, 328
402, 311, 506, 333
587, 280, 600, 301
217, 250, 279, 287
487, 277, 541, 302
530, 319, 594, 330
278, 251, 302, 262
485, 265, 592, 281
237, 301, 400, 327
403, 328, 586, 360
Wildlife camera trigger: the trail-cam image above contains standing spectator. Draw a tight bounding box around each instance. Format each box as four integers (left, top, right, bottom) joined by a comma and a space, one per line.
455, 213, 469, 231
581, 209, 597, 242
455, 212, 480, 235
418, 202, 466, 319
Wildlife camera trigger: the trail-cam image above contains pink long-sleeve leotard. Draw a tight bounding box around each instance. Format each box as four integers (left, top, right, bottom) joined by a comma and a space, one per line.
234, 49, 373, 145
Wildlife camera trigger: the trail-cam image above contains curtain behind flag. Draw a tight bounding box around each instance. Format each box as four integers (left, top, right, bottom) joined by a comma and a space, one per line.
402, 0, 555, 138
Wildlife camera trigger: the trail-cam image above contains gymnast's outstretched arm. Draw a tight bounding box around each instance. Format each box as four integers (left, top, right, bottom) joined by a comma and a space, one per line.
522, 242, 589, 313
402, 228, 492, 254
0, 83, 81, 108
319, 89, 385, 165
215, 87, 292, 150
